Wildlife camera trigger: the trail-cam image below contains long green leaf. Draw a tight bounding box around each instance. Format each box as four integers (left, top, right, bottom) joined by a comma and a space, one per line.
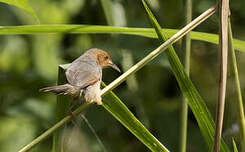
0, 0, 39, 23
141, 0, 230, 151
228, 19, 245, 151
0, 25, 244, 52
102, 82, 169, 152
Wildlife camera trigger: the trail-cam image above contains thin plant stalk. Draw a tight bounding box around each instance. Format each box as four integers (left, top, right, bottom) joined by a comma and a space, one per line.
212, 0, 229, 151
180, 0, 192, 152
80, 115, 107, 152
228, 19, 245, 151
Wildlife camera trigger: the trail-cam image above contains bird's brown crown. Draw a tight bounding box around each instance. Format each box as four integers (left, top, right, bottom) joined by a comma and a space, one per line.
93, 50, 112, 68
87, 48, 121, 72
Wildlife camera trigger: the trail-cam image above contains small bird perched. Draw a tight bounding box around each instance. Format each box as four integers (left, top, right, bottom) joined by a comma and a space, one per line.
40, 48, 121, 105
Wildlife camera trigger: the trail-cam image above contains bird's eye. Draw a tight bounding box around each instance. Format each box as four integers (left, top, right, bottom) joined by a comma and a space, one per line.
104, 56, 109, 60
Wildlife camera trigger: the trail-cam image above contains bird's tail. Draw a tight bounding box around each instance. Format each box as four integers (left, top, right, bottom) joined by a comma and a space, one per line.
39, 84, 80, 96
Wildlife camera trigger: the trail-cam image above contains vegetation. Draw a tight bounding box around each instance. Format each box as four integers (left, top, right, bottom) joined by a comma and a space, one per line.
0, 0, 244, 152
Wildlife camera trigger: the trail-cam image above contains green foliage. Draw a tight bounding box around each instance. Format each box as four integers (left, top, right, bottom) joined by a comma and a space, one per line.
232, 139, 238, 152
53, 65, 169, 152
102, 82, 169, 152
0, 25, 245, 52
0, 0, 245, 152
141, 0, 229, 151
229, 19, 245, 151
0, 0, 39, 23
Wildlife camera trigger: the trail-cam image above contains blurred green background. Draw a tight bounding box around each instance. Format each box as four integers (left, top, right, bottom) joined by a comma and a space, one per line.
0, 0, 245, 151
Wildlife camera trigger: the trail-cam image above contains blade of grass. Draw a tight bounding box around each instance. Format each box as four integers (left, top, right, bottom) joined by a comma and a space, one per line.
141, 0, 229, 151
180, 0, 192, 151
101, 82, 169, 152
19, 5, 229, 151
80, 114, 107, 152
212, 0, 229, 151
228, 18, 245, 151
232, 138, 239, 152
0, 0, 39, 23
0, 25, 244, 52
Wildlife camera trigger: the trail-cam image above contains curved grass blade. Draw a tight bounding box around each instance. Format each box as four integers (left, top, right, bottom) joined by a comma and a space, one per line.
0, 25, 244, 52
141, 0, 230, 151
228, 19, 245, 151
232, 138, 238, 152
102, 82, 169, 152
0, 0, 39, 23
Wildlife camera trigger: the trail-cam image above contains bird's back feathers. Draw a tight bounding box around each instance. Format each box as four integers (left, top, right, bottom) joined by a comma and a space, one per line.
66, 49, 102, 88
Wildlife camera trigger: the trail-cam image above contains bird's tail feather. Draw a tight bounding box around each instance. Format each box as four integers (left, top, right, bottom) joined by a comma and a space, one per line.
39, 84, 80, 96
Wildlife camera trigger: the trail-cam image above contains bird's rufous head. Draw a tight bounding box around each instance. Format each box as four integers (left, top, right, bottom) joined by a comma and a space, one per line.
95, 49, 121, 73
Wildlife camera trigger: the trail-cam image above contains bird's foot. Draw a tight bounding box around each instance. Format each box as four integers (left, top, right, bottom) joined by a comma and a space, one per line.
95, 97, 102, 105
96, 100, 102, 105
68, 108, 79, 126
68, 108, 75, 117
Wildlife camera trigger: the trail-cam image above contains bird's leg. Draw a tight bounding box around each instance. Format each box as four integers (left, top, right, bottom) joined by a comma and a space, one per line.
68, 89, 83, 118
68, 107, 79, 127
94, 87, 102, 105
67, 95, 77, 118
68, 108, 75, 117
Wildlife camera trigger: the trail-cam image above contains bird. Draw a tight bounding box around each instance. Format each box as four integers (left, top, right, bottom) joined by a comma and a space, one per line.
40, 48, 121, 105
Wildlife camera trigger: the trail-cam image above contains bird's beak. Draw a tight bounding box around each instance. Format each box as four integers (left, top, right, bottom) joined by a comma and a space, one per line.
109, 62, 121, 73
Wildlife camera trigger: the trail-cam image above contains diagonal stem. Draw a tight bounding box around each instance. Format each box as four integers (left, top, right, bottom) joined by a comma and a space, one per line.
80, 114, 107, 152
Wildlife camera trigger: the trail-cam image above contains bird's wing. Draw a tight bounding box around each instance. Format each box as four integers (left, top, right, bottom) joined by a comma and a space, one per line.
66, 61, 101, 88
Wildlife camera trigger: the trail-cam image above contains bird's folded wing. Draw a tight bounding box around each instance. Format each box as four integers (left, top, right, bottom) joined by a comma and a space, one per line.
66, 61, 101, 88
